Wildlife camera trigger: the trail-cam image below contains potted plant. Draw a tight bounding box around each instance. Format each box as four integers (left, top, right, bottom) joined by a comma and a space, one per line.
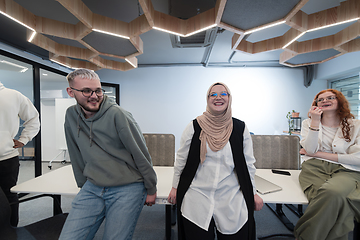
291, 110, 300, 118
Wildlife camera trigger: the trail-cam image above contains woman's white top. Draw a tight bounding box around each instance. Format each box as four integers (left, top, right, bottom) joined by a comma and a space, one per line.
172, 121, 256, 234
301, 118, 360, 172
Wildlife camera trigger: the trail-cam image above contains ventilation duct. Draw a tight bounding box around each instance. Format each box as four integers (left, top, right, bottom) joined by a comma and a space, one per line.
170, 27, 218, 48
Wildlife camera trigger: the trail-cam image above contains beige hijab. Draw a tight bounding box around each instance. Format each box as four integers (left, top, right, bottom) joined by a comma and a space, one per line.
196, 82, 233, 163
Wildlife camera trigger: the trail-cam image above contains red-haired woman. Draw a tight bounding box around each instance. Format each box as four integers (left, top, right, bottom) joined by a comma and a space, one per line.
294, 89, 360, 240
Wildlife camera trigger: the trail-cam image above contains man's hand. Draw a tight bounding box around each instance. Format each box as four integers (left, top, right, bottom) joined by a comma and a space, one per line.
13, 139, 24, 149
145, 193, 156, 206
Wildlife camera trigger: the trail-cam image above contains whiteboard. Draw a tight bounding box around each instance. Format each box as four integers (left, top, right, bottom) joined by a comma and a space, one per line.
55, 98, 76, 149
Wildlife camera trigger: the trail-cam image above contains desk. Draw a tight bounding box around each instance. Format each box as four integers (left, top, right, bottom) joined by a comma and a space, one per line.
255, 169, 307, 204
256, 169, 307, 237
11, 165, 174, 239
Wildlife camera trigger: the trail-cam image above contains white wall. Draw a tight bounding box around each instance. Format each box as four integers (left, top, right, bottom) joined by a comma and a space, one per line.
97, 66, 327, 151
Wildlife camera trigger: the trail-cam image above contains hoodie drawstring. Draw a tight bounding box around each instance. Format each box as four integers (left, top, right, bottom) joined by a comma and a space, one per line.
89, 121, 93, 147
77, 113, 81, 137
76, 111, 94, 147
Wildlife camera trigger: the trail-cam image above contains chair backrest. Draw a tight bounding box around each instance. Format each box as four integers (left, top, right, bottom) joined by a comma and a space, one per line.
251, 135, 300, 170
143, 134, 175, 166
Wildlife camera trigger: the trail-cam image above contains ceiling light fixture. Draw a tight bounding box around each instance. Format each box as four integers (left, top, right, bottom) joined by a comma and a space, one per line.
51, 59, 74, 69
245, 20, 286, 35
28, 31, 37, 42
153, 26, 185, 37
282, 31, 306, 49
0, 60, 28, 72
185, 24, 217, 37
92, 29, 130, 39
125, 58, 137, 68
0, 10, 35, 32
307, 17, 360, 32
282, 17, 360, 49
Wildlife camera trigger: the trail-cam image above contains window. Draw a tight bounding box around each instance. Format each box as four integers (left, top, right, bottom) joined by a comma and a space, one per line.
330, 75, 360, 119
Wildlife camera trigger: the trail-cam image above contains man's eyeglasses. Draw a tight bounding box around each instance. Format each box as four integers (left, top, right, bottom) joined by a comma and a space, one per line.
70, 87, 105, 97
209, 92, 229, 99
316, 95, 336, 103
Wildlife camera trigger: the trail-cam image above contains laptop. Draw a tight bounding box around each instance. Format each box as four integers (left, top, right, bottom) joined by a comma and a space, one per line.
255, 175, 282, 194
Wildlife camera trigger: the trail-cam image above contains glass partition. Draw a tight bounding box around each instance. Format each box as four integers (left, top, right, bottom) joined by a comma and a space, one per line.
40, 69, 71, 170
0, 54, 35, 182
331, 75, 360, 119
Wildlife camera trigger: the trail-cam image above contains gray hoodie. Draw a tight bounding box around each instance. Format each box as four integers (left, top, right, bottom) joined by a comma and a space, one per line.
64, 95, 157, 195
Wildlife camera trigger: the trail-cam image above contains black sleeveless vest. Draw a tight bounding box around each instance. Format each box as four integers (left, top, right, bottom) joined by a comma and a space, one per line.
176, 118, 255, 239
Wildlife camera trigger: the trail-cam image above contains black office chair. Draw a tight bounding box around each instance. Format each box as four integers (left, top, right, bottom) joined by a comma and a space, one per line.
0, 188, 68, 240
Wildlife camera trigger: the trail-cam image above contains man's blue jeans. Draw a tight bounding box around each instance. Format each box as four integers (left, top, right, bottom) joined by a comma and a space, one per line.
59, 181, 147, 240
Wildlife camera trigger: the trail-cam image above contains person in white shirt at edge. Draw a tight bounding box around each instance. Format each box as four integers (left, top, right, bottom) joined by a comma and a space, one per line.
294, 89, 360, 240
167, 82, 263, 240
0, 82, 40, 227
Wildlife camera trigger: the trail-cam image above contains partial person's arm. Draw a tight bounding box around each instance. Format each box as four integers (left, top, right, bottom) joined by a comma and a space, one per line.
300, 148, 338, 162
116, 112, 157, 205
243, 125, 263, 211
167, 122, 193, 205
300, 119, 321, 154
337, 121, 360, 165
17, 96, 40, 146
64, 114, 87, 188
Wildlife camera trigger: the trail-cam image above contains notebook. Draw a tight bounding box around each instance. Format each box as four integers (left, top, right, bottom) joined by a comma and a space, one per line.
255, 175, 282, 194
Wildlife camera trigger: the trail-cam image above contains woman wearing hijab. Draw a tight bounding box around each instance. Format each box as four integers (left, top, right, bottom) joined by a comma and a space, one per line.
168, 82, 263, 240
294, 89, 360, 240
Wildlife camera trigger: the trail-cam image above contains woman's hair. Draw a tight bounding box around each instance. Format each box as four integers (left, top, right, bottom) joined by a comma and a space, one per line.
66, 68, 100, 84
311, 89, 354, 142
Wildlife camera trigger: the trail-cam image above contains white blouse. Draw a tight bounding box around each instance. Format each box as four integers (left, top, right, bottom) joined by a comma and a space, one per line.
172, 121, 257, 234
301, 118, 360, 172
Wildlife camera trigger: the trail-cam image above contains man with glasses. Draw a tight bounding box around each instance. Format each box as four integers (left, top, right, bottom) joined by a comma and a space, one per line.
0, 81, 40, 227
60, 68, 157, 240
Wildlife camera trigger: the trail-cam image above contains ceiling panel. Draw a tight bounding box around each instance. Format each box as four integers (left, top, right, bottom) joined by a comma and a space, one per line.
82, 32, 138, 56
83, 0, 140, 23
221, 0, 300, 30
298, 21, 358, 42
14, 0, 79, 24
286, 49, 341, 65
0, 0, 358, 71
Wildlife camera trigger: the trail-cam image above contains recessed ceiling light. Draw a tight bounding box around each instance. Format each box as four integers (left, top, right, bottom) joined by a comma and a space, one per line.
0, 10, 35, 32
282, 32, 306, 49
307, 18, 360, 32
92, 29, 130, 39
245, 21, 286, 35
0, 60, 28, 72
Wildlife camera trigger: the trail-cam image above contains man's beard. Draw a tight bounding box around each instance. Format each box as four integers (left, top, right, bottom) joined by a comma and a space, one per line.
78, 101, 99, 112
75, 95, 101, 113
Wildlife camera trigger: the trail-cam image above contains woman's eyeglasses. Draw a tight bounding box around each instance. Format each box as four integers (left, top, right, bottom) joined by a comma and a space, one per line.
315, 95, 336, 103
209, 92, 229, 99
70, 87, 105, 97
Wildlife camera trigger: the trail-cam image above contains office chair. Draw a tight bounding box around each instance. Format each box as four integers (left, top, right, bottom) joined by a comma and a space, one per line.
143, 133, 175, 166
251, 134, 301, 239
143, 133, 176, 240
0, 188, 67, 240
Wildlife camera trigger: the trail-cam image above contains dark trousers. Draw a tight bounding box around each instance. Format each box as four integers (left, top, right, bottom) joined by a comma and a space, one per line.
182, 215, 249, 240
0, 156, 20, 227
